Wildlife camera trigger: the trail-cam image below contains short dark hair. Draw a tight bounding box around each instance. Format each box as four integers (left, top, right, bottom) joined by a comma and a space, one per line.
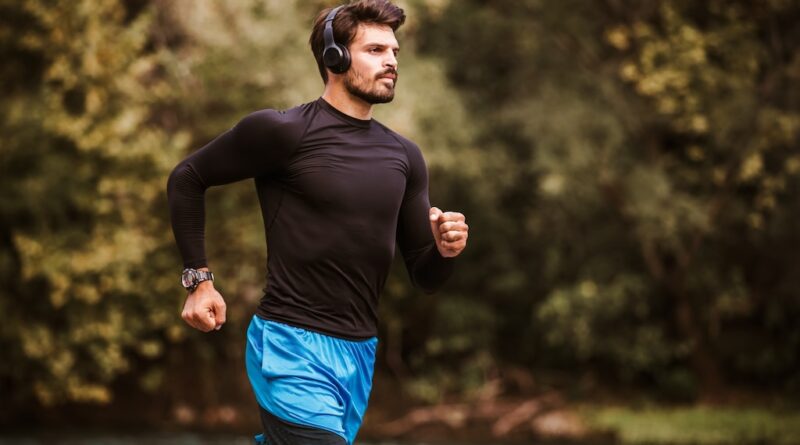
309, 0, 406, 83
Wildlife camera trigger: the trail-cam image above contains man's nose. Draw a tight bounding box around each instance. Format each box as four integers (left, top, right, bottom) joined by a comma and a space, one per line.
384, 53, 397, 70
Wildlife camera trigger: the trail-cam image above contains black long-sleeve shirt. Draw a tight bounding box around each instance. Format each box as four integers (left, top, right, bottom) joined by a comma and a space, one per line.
166, 97, 453, 339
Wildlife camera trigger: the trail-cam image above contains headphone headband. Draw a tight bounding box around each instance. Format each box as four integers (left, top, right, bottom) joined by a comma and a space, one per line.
323, 6, 343, 47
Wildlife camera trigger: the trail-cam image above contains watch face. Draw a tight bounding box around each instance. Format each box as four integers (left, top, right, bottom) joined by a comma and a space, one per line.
181, 269, 195, 288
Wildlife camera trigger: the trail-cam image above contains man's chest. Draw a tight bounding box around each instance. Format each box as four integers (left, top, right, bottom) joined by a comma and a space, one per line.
280, 137, 410, 218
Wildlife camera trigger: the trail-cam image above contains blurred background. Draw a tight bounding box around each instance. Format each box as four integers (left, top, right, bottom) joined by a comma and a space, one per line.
2, 0, 800, 444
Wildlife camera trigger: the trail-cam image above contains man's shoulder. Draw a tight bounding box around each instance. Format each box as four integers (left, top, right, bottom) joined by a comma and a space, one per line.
241, 100, 316, 127
234, 101, 317, 145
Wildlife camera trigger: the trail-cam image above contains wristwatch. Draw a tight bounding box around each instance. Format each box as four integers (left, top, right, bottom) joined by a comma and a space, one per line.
181, 268, 214, 292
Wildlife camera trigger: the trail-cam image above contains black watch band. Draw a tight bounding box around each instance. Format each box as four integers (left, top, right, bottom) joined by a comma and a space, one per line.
181, 268, 214, 292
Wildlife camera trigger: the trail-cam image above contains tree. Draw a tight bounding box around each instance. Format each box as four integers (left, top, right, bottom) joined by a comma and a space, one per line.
0, 0, 186, 407
416, 0, 800, 399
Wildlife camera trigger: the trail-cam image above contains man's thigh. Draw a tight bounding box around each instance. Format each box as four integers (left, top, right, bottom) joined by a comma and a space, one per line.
258, 406, 346, 445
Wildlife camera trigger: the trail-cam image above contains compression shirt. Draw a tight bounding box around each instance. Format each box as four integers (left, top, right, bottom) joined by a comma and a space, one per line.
166, 97, 454, 339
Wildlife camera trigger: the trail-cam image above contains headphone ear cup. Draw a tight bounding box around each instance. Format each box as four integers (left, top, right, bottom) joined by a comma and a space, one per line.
323, 44, 350, 74
335, 44, 351, 73
323, 45, 344, 71
324, 44, 350, 74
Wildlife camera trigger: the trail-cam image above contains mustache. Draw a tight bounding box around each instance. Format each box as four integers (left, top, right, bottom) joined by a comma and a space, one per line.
376, 68, 398, 79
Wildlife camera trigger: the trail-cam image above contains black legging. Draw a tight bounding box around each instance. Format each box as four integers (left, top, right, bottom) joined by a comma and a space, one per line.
258, 406, 347, 445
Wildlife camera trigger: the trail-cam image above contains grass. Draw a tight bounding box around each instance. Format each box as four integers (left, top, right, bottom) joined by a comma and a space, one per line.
581, 405, 800, 445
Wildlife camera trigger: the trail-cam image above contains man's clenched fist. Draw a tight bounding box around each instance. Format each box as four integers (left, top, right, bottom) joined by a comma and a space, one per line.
181, 280, 227, 332
429, 207, 469, 258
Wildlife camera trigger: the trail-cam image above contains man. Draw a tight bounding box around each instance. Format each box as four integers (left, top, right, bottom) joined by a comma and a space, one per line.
166, 1, 468, 443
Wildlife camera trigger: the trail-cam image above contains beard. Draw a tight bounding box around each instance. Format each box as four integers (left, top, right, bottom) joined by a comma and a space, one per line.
344, 68, 397, 104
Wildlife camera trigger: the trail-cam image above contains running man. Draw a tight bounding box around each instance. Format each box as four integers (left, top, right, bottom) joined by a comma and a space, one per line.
166, 1, 468, 443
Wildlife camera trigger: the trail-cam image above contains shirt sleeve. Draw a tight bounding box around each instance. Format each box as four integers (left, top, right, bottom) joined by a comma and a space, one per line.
166, 109, 299, 269
396, 140, 455, 293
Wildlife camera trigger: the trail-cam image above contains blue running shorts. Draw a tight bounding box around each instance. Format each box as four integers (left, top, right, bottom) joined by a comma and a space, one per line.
245, 315, 378, 444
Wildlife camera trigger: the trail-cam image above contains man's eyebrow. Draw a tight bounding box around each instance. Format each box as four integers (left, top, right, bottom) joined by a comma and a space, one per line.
361, 42, 400, 50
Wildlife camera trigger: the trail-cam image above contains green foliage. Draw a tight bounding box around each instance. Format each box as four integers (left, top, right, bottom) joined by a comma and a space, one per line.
537, 275, 677, 374
3, 0, 800, 418
403, 295, 497, 403
584, 405, 800, 444
417, 0, 800, 397
0, 0, 188, 405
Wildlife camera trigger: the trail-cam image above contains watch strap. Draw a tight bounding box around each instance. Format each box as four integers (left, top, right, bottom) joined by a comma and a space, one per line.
182, 268, 214, 292
195, 270, 214, 282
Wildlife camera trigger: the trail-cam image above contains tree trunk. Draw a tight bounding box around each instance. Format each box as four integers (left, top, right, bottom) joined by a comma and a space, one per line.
672, 284, 725, 401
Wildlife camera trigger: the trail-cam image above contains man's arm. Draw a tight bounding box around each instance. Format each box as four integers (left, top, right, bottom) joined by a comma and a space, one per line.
166, 110, 297, 269
166, 109, 300, 331
396, 141, 468, 293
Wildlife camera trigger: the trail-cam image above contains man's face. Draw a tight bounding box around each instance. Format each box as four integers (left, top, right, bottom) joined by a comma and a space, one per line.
343, 24, 399, 104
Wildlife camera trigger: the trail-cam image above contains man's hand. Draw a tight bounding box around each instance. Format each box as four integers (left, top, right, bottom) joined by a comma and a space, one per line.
429, 207, 469, 258
181, 280, 227, 332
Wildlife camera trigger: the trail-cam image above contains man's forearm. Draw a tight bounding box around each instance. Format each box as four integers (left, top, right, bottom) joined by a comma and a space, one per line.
407, 243, 455, 293
167, 161, 209, 269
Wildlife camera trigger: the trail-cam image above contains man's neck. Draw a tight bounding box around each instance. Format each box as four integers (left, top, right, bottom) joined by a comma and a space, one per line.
321, 83, 373, 120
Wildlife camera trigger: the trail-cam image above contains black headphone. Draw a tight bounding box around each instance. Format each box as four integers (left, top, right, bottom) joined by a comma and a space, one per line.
322, 6, 351, 74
